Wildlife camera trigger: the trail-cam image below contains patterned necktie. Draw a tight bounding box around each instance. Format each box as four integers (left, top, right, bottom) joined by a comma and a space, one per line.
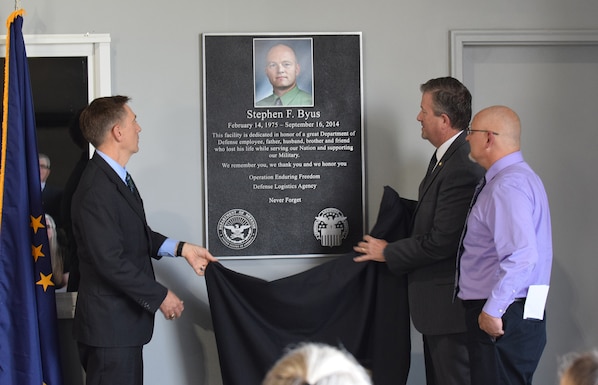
274, 97, 282, 106
125, 172, 135, 193
453, 176, 486, 299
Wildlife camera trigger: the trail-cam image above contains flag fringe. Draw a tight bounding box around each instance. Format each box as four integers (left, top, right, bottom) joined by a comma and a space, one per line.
2, 9, 26, 126
0, 9, 26, 229
6, 9, 25, 29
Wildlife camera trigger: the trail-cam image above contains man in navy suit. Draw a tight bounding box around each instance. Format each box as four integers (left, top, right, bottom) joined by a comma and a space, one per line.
354, 77, 484, 385
71, 96, 217, 385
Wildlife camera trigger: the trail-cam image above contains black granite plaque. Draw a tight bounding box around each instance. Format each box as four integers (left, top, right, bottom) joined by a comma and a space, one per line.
203, 33, 364, 258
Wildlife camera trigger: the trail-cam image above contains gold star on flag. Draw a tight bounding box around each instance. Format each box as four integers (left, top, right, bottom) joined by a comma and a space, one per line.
36, 272, 54, 292
30, 214, 45, 234
32, 244, 45, 262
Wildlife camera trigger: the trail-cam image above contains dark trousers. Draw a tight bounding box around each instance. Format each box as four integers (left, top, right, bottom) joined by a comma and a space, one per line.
423, 332, 471, 385
463, 300, 546, 385
78, 342, 143, 385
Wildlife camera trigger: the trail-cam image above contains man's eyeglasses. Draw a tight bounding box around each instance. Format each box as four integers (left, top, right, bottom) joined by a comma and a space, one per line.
465, 127, 500, 136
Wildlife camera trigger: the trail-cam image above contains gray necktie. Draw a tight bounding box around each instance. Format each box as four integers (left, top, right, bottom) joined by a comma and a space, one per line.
453, 177, 486, 300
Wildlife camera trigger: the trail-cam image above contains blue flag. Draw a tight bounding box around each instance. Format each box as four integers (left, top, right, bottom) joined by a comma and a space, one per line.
0, 10, 63, 385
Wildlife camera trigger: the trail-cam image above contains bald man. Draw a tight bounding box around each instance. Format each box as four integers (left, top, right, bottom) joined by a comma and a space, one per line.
256, 43, 312, 107
457, 106, 553, 385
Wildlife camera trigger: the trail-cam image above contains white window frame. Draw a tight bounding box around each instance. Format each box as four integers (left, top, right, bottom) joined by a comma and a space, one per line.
0, 33, 112, 101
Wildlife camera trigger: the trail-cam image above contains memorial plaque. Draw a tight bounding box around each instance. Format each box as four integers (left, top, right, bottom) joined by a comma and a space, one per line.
203, 33, 364, 258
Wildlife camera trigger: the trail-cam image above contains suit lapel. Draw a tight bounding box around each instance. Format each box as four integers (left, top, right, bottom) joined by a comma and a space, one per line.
92, 153, 147, 222
414, 131, 468, 215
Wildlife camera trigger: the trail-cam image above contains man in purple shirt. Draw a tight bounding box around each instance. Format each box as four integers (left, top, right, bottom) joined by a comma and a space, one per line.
458, 105, 552, 385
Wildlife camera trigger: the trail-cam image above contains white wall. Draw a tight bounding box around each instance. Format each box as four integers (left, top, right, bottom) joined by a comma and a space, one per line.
3, 1, 597, 384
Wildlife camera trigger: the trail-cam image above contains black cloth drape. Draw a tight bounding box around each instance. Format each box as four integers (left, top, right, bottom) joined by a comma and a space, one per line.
205, 186, 412, 385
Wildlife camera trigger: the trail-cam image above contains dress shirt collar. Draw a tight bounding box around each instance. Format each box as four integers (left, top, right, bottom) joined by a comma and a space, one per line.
485, 151, 525, 183
95, 150, 128, 183
279, 85, 302, 105
435, 130, 462, 164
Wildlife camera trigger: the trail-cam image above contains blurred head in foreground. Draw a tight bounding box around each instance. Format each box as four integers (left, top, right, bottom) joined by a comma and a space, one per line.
262, 343, 372, 385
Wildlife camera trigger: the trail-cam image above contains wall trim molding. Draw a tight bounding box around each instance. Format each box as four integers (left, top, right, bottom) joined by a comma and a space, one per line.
450, 29, 598, 80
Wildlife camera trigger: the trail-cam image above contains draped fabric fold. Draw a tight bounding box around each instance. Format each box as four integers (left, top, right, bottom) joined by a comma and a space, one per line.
206, 186, 412, 385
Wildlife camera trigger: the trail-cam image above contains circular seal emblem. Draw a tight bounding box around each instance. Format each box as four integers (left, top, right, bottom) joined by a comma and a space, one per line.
217, 209, 258, 250
313, 208, 349, 247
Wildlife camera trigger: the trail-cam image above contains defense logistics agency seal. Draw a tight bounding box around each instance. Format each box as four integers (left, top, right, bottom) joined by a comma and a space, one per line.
217, 209, 258, 250
313, 208, 349, 247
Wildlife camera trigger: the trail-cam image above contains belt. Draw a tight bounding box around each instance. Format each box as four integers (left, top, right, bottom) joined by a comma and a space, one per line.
513, 297, 526, 303
462, 298, 526, 306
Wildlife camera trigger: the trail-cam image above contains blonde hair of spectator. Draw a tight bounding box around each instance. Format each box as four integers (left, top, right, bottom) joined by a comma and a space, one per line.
262, 343, 372, 385
560, 350, 598, 385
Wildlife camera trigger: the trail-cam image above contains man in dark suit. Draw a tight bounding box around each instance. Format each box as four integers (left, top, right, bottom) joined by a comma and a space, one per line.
71, 96, 217, 385
60, 109, 87, 292
39, 153, 63, 226
354, 77, 484, 385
